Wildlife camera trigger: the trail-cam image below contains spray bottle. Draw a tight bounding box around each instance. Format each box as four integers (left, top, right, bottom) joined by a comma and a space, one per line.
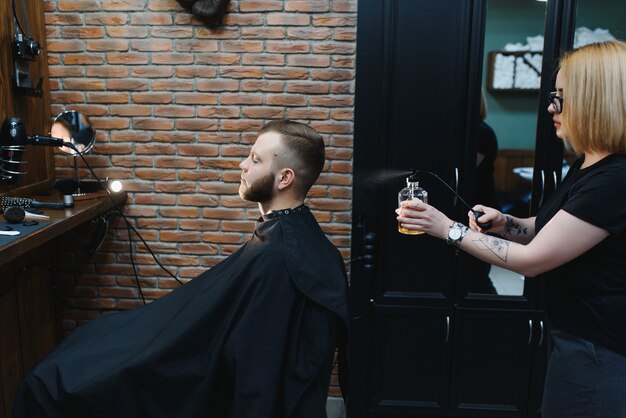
397, 169, 428, 235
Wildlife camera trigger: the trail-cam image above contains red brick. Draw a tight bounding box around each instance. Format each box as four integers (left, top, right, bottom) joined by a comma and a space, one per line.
334, 28, 357, 41
154, 156, 197, 168
174, 93, 219, 105
176, 65, 217, 78
155, 182, 197, 193
286, 108, 329, 120
178, 242, 219, 254
222, 14, 264, 26
197, 107, 240, 118
175, 119, 218, 131
86, 92, 129, 103
178, 195, 219, 206
332, 57, 355, 69
239, 1, 283, 12
153, 105, 195, 117
195, 28, 240, 39
85, 13, 129, 25
313, 16, 357, 27
286, 82, 329, 94
153, 132, 196, 142
102, 0, 146, 11
267, 13, 310, 26
61, 26, 104, 38
241, 27, 285, 39
107, 79, 149, 91
264, 68, 308, 80
107, 53, 150, 64
178, 171, 221, 181
177, 144, 219, 156
131, 92, 173, 104
130, 13, 173, 25
131, 66, 175, 78
130, 39, 173, 52
64, 54, 105, 65
152, 80, 194, 91
109, 105, 151, 116
195, 53, 240, 65
220, 41, 264, 53
133, 118, 175, 130
147, 0, 184, 11
93, 143, 133, 154
47, 40, 85, 52
196, 79, 239, 92
266, 42, 310, 53
160, 231, 201, 242
242, 54, 285, 66
86, 66, 129, 78
58, 0, 100, 12
285, 1, 330, 12
287, 28, 332, 40
265, 94, 307, 106
134, 169, 175, 180
107, 27, 149, 38
62, 78, 105, 90
175, 41, 219, 53
241, 80, 285, 92
45, 14, 83, 25
220, 93, 264, 105
311, 69, 353, 81
152, 27, 193, 38
242, 107, 285, 119
311, 95, 353, 106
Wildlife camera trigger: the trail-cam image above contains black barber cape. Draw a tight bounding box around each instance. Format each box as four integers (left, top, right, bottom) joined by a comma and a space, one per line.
13, 205, 349, 418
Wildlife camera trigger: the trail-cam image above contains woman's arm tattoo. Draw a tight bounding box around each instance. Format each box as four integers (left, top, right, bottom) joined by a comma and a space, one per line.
474, 235, 509, 261
504, 215, 528, 237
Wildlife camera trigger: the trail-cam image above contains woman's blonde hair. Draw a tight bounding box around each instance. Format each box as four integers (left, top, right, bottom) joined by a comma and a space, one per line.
558, 40, 626, 154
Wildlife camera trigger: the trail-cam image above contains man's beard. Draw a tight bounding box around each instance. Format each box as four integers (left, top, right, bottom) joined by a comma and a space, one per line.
239, 171, 275, 203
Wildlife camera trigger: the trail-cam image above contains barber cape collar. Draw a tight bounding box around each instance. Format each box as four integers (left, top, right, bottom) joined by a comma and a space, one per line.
260, 204, 307, 221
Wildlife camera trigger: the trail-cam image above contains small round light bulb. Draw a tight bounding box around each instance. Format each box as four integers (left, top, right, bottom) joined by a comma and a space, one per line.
109, 180, 123, 193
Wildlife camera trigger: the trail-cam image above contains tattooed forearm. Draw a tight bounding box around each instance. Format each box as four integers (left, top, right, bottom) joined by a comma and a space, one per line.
504, 215, 528, 237
473, 235, 510, 262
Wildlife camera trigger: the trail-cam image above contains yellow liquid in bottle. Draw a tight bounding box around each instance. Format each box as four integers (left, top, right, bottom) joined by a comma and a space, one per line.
398, 223, 425, 235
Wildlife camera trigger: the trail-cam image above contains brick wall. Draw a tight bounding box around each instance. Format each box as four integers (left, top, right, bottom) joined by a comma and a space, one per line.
44, 0, 356, 398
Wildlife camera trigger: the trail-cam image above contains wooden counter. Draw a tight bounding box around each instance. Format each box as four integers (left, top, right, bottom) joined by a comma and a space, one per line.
0, 191, 126, 267
0, 190, 126, 417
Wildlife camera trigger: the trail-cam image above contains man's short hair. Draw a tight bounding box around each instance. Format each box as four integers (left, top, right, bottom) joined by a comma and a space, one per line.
259, 120, 325, 196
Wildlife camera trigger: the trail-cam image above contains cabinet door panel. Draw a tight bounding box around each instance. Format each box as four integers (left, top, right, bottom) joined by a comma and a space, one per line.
373, 306, 453, 416
448, 308, 534, 416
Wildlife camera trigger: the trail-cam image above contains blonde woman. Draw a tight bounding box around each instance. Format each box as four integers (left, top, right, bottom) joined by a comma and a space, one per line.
397, 40, 626, 416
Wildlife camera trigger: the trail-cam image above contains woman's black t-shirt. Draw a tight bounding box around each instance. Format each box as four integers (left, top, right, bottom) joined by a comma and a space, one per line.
535, 153, 626, 357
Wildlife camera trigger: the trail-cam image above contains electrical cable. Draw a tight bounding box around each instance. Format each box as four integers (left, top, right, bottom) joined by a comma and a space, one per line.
126, 219, 146, 304
12, 0, 25, 35
412, 168, 493, 230
61, 142, 184, 299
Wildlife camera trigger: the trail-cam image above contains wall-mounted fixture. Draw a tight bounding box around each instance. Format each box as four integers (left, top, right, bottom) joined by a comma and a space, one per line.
12, 0, 44, 97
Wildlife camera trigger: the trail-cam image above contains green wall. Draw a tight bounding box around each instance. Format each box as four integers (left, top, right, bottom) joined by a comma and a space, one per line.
482, 0, 626, 150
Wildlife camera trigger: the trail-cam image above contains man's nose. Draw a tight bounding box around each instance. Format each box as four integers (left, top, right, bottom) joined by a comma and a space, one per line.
240, 158, 248, 170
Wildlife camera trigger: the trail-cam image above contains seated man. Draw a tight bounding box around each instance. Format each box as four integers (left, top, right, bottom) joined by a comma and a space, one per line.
13, 120, 349, 418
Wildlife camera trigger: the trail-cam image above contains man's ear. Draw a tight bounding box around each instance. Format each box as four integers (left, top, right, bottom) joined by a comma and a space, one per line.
277, 168, 295, 191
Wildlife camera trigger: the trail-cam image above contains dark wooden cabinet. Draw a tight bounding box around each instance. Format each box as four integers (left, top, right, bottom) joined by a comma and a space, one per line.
348, 1, 573, 417
0, 246, 59, 418
0, 193, 126, 417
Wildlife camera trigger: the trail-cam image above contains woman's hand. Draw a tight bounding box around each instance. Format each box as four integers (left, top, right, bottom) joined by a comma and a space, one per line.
396, 199, 453, 240
468, 205, 506, 234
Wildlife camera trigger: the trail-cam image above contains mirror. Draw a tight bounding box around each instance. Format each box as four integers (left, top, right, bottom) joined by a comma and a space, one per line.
51, 110, 96, 156
468, 0, 548, 297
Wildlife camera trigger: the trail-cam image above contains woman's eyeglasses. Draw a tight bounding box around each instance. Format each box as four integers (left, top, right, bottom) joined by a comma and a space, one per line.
549, 91, 563, 114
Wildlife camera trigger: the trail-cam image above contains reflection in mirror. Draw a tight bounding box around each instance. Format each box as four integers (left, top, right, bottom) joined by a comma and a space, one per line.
468, 0, 547, 297
573, 0, 625, 52
51, 110, 95, 156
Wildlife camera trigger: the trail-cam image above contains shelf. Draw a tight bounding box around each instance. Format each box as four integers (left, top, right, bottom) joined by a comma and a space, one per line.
487, 51, 542, 92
